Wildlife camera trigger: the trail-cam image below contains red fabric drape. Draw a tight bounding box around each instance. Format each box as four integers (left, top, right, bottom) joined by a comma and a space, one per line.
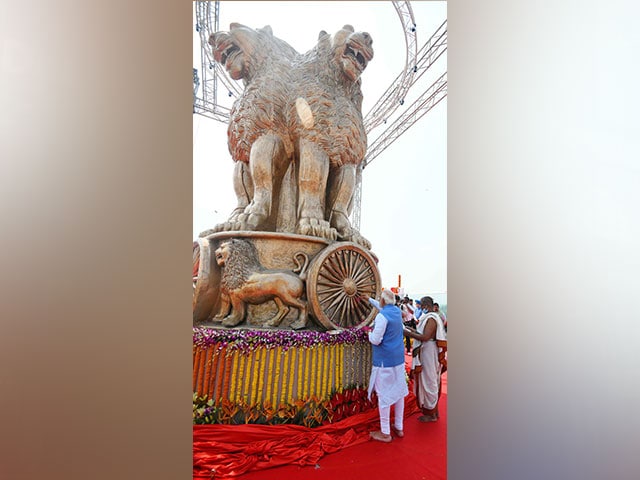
193, 392, 419, 479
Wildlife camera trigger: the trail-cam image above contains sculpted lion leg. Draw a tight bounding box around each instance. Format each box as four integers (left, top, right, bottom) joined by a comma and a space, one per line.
296, 139, 336, 240
289, 301, 308, 330
227, 162, 254, 229
235, 134, 288, 231
213, 294, 230, 322
222, 297, 246, 327
208, 163, 253, 233
264, 297, 290, 327
327, 164, 371, 249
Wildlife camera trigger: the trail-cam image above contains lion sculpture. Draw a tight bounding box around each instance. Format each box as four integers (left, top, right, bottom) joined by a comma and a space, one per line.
289, 25, 373, 248
208, 24, 299, 233
206, 24, 373, 249
213, 239, 310, 329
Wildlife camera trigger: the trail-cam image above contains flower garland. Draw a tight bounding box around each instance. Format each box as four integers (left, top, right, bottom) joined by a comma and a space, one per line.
193, 326, 369, 354
192, 327, 375, 426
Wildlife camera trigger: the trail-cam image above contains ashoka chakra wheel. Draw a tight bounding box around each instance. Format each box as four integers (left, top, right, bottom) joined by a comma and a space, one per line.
307, 242, 381, 330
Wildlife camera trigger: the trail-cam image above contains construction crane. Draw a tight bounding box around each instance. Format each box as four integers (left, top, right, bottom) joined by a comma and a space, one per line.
192, 1, 446, 230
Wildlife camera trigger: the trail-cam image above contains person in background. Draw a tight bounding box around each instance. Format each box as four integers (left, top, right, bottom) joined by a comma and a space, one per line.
403, 296, 446, 422
413, 299, 423, 323
400, 297, 415, 353
434, 302, 447, 332
361, 289, 408, 442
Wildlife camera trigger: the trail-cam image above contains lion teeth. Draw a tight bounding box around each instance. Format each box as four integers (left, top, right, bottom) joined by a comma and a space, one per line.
346, 45, 366, 69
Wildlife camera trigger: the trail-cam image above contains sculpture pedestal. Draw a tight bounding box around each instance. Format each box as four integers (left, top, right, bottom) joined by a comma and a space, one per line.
193, 327, 375, 426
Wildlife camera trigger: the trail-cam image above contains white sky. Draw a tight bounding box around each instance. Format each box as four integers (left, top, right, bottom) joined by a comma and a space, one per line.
193, 1, 447, 300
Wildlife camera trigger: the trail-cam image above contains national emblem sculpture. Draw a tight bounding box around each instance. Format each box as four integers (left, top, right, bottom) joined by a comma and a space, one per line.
194, 23, 381, 331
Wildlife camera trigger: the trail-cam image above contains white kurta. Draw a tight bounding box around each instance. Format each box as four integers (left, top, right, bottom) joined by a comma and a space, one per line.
367, 304, 409, 408
412, 312, 446, 410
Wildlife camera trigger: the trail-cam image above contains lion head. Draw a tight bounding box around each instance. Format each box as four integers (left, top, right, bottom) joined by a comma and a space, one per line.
322, 25, 373, 83
209, 23, 298, 81
216, 239, 263, 292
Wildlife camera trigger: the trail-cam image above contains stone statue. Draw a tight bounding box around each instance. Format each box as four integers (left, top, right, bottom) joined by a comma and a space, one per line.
206, 23, 373, 249
208, 23, 299, 233
194, 23, 381, 330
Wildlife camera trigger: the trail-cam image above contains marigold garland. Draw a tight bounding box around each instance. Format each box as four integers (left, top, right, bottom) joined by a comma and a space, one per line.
273, 346, 282, 406
287, 348, 296, 403
220, 354, 230, 399
229, 354, 239, 402
257, 348, 266, 404
303, 347, 310, 398
193, 326, 374, 426
280, 347, 289, 405
213, 347, 224, 402
192, 347, 201, 392
240, 352, 249, 403
251, 351, 259, 405
296, 347, 302, 399
314, 346, 321, 398
338, 345, 344, 392
265, 347, 274, 405
207, 347, 217, 397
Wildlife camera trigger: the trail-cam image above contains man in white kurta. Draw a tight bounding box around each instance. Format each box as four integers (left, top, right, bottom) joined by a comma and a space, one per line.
365, 290, 409, 442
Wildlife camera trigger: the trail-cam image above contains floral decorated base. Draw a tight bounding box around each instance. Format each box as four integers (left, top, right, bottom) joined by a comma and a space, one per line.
193, 326, 375, 426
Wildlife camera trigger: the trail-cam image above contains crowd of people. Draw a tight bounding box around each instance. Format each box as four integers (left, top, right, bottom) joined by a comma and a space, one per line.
361, 291, 448, 443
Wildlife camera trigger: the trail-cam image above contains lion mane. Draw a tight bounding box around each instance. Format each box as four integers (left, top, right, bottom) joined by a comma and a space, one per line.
218, 239, 263, 292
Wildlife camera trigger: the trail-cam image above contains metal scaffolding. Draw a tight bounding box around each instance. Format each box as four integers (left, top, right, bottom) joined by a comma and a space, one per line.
362, 1, 418, 133
193, 1, 240, 122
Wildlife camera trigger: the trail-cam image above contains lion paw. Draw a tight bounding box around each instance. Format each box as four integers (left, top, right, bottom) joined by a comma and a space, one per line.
222, 316, 244, 327
297, 218, 337, 241
338, 228, 371, 250
290, 318, 308, 330
233, 212, 268, 231
264, 317, 283, 328
207, 208, 246, 233
210, 221, 233, 233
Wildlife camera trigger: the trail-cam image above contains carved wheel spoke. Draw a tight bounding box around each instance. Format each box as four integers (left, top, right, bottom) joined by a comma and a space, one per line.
307, 243, 381, 330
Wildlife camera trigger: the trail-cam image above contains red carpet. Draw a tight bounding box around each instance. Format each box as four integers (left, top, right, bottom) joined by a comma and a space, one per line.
240, 391, 446, 480
194, 356, 447, 479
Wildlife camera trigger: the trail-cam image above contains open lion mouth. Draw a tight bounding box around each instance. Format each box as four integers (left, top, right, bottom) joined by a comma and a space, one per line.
345, 45, 367, 69
211, 34, 242, 69
344, 46, 367, 70
220, 44, 240, 66
343, 36, 373, 72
